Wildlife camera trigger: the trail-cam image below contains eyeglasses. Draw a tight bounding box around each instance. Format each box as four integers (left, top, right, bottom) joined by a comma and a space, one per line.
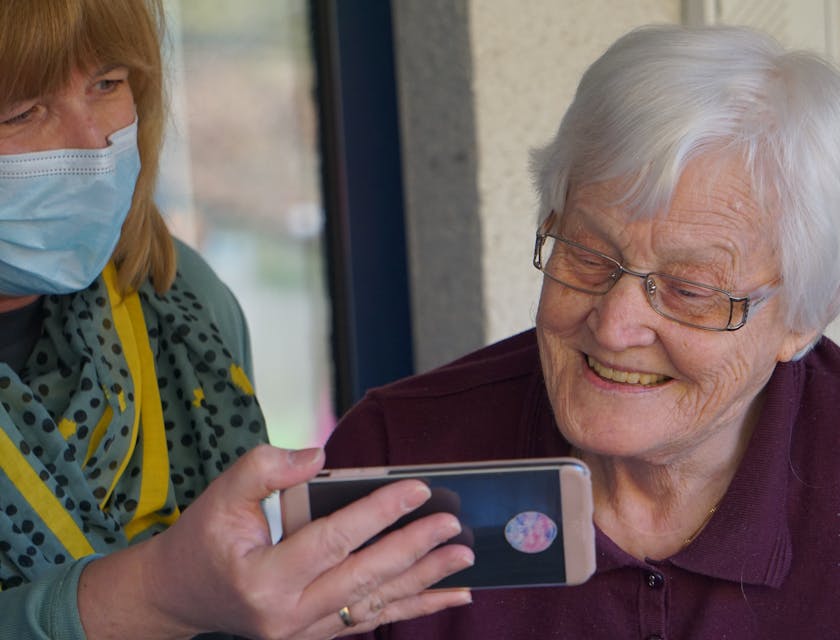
533, 230, 778, 331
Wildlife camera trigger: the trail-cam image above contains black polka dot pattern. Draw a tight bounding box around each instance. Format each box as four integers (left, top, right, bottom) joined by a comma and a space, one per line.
0, 266, 267, 587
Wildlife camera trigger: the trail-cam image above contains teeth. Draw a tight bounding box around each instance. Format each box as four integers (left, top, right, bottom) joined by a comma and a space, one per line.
587, 356, 668, 386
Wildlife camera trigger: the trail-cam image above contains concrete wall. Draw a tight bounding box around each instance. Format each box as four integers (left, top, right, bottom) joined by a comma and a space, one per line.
392, 0, 679, 371
390, 0, 485, 373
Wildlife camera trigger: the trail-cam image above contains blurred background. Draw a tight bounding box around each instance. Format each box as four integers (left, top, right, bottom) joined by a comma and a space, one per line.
158, 1, 331, 448
157, 0, 840, 448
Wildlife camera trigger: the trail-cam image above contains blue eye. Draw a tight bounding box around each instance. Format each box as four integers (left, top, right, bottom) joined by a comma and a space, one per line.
95, 78, 124, 92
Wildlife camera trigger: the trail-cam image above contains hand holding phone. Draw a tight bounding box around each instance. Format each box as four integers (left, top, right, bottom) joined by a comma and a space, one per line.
270, 457, 596, 589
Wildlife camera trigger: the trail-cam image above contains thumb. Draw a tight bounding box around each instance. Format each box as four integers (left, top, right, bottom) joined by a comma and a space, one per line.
221, 444, 325, 505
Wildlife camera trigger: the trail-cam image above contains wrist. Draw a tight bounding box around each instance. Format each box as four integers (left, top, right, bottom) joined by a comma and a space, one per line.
77, 538, 199, 640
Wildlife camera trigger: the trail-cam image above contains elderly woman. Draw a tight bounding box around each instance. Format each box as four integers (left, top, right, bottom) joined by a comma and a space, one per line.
0, 1, 473, 639
325, 24, 840, 638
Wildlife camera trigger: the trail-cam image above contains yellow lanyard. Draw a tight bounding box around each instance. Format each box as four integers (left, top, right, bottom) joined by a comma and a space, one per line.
102, 263, 180, 541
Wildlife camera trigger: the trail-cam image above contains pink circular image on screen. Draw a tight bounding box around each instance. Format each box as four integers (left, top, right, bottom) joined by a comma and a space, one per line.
504, 511, 558, 553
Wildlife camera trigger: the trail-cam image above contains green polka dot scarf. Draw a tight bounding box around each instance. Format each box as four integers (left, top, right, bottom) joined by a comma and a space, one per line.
0, 263, 267, 589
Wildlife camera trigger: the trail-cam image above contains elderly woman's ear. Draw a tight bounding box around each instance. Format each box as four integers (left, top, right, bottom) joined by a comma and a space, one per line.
777, 328, 823, 362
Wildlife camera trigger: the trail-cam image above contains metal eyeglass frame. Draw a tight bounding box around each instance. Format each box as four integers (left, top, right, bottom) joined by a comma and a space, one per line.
533, 230, 779, 332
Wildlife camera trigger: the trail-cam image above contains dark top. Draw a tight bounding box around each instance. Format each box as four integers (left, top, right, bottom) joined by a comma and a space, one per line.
325, 329, 840, 639
0, 297, 43, 372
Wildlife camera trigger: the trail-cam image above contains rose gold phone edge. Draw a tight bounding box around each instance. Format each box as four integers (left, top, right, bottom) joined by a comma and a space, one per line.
559, 463, 596, 585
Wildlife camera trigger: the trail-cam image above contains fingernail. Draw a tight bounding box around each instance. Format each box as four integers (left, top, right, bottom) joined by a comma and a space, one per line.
455, 548, 475, 569
437, 587, 473, 605
289, 447, 324, 467
400, 482, 431, 512
437, 516, 462, 544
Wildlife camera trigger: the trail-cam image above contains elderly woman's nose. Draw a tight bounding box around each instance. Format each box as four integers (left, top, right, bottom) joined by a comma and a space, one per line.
586, 275, 658, 350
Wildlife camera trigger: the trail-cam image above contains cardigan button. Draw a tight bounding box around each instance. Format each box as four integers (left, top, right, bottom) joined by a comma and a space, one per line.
646, 571, 665, 589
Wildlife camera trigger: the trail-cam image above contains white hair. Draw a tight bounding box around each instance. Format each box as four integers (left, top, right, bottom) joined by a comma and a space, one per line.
531, 24, 840, 344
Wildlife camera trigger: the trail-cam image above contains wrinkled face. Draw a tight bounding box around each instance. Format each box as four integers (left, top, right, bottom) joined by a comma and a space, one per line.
536, 156, 809, 463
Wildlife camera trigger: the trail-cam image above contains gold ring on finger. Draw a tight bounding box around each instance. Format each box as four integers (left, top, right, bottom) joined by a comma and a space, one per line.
338, 605, 356, 627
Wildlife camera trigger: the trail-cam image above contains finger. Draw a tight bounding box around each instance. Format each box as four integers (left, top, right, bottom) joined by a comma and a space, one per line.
277, 478, 433, 580
340, 588, 473, 636
334, 540, 474, 632
320, 512, 469, 606
291, 513, 473, 631
302, 582, 472, 639
288, 538, 473, 640
352, 538, 474, 608
216, 444, 325, 506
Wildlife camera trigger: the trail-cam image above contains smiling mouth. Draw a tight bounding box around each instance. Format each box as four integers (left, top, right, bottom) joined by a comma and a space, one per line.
586, 355, 670, 386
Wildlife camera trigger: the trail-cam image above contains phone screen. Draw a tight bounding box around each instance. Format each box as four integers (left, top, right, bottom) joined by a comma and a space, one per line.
307, 467, 567, 589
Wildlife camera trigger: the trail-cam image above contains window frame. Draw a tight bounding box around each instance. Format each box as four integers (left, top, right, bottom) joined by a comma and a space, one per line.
311, 0, 415, 415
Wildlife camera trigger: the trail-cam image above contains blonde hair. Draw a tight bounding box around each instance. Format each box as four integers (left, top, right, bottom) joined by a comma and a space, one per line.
0, 0, 176, 293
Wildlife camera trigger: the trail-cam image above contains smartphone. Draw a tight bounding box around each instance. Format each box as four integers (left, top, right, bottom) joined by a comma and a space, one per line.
275, 457, 595, 589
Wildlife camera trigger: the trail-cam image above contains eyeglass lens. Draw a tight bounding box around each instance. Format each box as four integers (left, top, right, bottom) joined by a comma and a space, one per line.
536, 235, 745, 330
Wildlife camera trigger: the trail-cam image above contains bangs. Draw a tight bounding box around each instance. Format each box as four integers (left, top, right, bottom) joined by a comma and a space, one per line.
0, 0, 159, 110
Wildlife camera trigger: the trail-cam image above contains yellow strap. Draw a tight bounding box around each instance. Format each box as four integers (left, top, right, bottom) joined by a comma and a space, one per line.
99, 265, 144, 509
0, 428, 94, 558
121, 287, 181, 539
102, 264, 180, 540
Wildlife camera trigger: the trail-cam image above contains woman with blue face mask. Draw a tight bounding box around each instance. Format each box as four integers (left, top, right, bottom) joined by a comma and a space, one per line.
0, 2, 473, 639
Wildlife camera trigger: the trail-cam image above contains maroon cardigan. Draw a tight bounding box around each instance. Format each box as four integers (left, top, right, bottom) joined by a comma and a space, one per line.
325, 329, 840, 639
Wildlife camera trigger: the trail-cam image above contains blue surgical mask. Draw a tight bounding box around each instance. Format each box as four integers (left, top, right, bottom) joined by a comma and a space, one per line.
0, 118, 141, 295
